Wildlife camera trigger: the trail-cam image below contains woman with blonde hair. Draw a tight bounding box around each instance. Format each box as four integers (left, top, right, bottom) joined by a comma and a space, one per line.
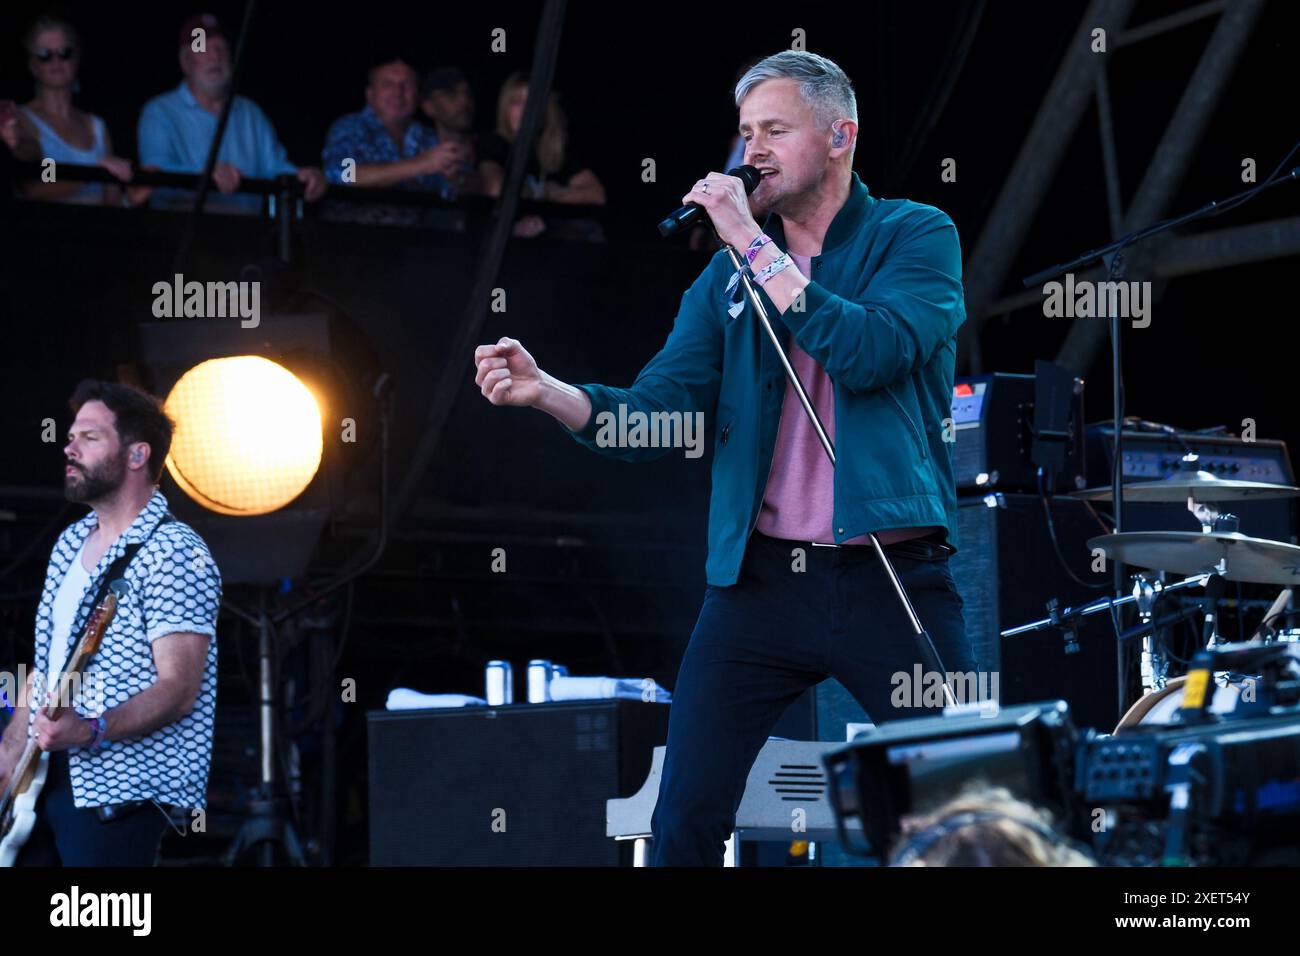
889, 785, 1096, 867
478, 71, 605, 238
2, 13, 134, 205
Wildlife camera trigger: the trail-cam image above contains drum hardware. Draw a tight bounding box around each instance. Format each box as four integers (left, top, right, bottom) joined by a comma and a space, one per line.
1073, 452, 1300, 567
1003, 571, 1219, 725
1043, 596, 1079, 655
1077, 527, 1300, 714
1007, 446, 1299, 733
1001, 571, 1213, 642
1132, 573, 1166, 694
1071, 451, 1300, 508
1087, 529, 1300, 586
1121, 601, 1205, 696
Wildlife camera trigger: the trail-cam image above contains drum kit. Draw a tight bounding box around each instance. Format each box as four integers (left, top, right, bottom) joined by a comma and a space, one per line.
1001, 452, 1300, 732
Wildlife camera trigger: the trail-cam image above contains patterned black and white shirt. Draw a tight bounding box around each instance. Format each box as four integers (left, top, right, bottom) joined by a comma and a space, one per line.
30, 490, 220, 809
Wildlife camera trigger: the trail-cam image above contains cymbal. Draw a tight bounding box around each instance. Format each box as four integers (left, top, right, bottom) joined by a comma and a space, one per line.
1071, 471, 1300, 503
1088, 531, 1300, 584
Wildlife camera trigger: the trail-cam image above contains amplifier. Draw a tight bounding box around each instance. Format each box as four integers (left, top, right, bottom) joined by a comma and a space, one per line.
952, 492, 1119, 732
950, 369, 1085, 493
367, 700, 669, 865
1085, 426, 1296, 541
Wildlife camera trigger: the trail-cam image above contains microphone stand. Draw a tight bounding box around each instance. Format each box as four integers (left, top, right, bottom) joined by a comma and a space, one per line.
721, 243, 957, 707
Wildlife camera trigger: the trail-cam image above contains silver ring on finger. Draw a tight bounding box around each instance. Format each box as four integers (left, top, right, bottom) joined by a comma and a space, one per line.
701, 182, 710, 194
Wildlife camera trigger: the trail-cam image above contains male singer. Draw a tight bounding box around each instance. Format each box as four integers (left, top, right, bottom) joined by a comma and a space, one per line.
473, 51, 975, 866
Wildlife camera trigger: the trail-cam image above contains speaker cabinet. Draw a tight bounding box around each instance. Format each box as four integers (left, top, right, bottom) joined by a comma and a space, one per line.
951, 492, 1118, 731
367, 700, 669, 865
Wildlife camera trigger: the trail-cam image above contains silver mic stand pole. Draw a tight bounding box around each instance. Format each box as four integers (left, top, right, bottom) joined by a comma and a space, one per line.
722, 244, 957, 707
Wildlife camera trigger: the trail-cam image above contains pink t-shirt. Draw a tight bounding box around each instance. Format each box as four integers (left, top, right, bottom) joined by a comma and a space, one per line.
754, 252, 935, 546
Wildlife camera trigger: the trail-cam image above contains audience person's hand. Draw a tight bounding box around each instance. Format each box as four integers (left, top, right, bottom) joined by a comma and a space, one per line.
0, 102, 19, 154
420, 141, 466, 179
212, 161, 242, 194
296, 166, 327, 201
127, 163, 158, 207
513, 214, 546, 238
99, 155, 134, 183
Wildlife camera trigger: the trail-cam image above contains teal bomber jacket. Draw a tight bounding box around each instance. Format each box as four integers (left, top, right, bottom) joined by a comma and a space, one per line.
566, 171, 965, 586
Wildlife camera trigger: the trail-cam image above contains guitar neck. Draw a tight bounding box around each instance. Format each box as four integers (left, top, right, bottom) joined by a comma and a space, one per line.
38, 592, 120, 721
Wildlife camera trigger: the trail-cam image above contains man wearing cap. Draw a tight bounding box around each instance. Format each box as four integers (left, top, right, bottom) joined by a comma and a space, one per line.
137, 13, 326, 213
420, 66, 485, 196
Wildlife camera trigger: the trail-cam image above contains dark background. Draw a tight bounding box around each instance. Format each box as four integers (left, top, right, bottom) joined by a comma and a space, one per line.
3, 0, 1297, 431
1, 1, 1297, 864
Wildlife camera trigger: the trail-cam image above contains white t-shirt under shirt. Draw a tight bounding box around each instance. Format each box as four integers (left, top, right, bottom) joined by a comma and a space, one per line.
46, 542, 93, 691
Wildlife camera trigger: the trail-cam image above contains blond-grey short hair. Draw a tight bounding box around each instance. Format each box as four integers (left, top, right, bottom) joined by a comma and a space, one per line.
734, 51, 857, 131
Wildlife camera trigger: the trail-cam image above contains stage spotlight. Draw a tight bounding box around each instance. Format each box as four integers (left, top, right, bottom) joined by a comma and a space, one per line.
164, 355, 324, 517
137, 308, 380, 583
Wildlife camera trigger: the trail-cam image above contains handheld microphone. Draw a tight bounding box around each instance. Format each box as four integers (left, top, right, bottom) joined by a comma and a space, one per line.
658, 165, 761, 238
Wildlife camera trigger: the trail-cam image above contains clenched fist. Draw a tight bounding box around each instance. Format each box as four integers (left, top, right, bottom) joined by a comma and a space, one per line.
473, 337, 594, 431
474, 337, 544, 407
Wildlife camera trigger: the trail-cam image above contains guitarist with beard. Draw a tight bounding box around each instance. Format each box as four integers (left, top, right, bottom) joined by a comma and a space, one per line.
0, 380, 221, 866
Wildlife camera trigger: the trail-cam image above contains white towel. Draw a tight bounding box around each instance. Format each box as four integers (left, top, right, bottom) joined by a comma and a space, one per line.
549, 676, 671, 703
386, 688, 486, 710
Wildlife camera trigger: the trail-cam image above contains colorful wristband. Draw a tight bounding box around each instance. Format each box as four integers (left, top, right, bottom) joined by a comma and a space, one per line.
85, 715, 108, 751
745, 233, 773, 265
753, 252, 792, 286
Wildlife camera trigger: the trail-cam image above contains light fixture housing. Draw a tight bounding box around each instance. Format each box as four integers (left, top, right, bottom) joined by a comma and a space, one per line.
164, 355, 324, 517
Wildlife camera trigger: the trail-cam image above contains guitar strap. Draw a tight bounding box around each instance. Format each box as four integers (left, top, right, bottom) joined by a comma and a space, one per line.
59, 512, 176, 675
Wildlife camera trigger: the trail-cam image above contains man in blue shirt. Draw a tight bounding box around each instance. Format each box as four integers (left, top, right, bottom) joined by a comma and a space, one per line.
137, 13, 325, 214
321, 56, 464, 227
322, 56, 463, 193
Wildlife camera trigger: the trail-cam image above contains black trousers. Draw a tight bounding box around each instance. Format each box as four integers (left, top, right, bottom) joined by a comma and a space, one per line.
650, 532, 978, 866
14, 751, 171, 867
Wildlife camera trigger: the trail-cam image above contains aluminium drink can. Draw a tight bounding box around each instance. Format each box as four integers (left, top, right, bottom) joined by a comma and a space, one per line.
486, 660, 513, 705
527, 660, 553, 703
